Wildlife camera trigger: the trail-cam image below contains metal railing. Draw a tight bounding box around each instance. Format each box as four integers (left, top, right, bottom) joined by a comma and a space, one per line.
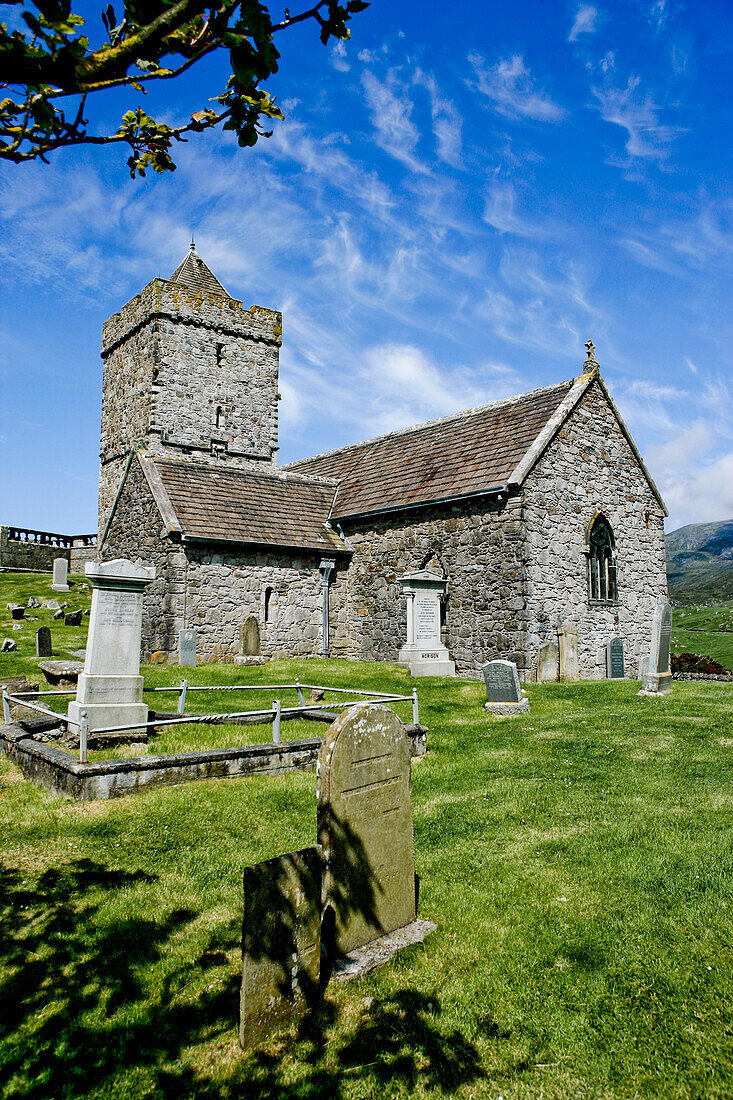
2, 677, 419, 767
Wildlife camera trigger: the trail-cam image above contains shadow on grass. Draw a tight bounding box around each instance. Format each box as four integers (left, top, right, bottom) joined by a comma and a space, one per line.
0, 853, 487, 1098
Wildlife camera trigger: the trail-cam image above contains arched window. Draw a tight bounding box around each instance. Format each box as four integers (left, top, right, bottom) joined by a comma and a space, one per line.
588, 516, 617, 603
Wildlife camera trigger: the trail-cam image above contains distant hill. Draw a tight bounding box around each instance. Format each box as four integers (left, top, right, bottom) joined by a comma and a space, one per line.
666, 520, 733, 604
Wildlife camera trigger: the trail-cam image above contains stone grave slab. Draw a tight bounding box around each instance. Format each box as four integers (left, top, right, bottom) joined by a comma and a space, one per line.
536, 642, 559, 682
240, 846, 322, 1052
397, 571, 455, 677
317, 702, 416, 955
558, 624, 579, 681
68, 558, 155, 736
52, 558, 69, 592
606, 637, 625, 679
178, 629, 197, 667
36, 626, 52, 658
640, 602, 672, 695
482, 658, 529, 715
240, 615, 261, 657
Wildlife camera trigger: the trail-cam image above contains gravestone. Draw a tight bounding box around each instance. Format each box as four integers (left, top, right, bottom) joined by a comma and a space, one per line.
1, 638, 16, 652
606, 637, 625, 679
398, 571, 455, 677
239, 847, 322, 1052
240, 615, 261, 658
482, 658, 530, 715
536, 641, 559, 682
35, 626, 52, 658
317, 702, 415, 954
558, 624, 579, 681
51, 557, 69, 592
64, 610, 82, 626
641, 602, 672, 695
9, 605, 24, 620
178, 628, 197, 667
68, 558, 155, 736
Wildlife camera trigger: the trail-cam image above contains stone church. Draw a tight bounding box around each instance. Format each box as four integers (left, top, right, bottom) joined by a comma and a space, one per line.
98, 245, 668, 679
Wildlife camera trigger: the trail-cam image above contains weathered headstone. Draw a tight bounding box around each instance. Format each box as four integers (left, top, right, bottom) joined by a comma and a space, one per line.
606, 637, 625, 679
53, 608, 65, 621
239, 847, 322, 1052
27, 596, 40, 609
398, 571, 455, 677
9, 604, 24, 621
318, 703, 415, 954
42, 599, 60, 611
482, 658, 530, 715
51, 557, 69, 592
178, 628, 197, 667
64, 610, 82, 626
1, 638, 16, 652
641, 602, 672, 695
558, 624, 579, 681
68, 558, 155, 735
35, 626, 52, 658
536, 641, 559, 682
240, 615, 261, 657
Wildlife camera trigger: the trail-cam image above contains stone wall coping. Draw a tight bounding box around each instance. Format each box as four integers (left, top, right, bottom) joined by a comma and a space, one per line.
85, 558, 156, 586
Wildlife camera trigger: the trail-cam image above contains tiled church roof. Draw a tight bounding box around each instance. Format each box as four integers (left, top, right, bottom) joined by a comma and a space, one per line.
142, 458, 347, 554
170, 246, 230, 297
285, 379, 576, 520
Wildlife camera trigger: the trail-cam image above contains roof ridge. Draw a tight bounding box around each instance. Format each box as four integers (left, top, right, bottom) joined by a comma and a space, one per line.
152, 456, 339, 488
284, 378, 576, 469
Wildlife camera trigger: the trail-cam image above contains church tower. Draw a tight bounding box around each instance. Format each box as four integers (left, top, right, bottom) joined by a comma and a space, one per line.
97, 244, 282, 532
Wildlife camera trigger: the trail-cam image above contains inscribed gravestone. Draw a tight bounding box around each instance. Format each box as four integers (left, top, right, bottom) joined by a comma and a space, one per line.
35, 626, 52, 658
398, 571, 455, 677
240, 846, 322, 1052
52, 557, 69, 592
68, 558, 155, 735
483, 659, 521, 702
558, 624, 579, 681
240, 615, 260, 657
536, 642, 559, 682
641, 602, 672, 694
317, 703, 415, 955
606, 637, 625, 679
178, 628, 197, 667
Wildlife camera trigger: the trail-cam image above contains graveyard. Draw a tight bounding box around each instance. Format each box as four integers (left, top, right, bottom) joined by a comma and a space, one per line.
1, 570, 733, 1096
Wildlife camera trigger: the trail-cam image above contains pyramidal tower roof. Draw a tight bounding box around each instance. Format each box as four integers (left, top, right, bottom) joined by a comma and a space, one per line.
169, 242, 230, 297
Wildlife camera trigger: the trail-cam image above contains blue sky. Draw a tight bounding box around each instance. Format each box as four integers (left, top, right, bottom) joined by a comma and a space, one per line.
1, 0, 731, 535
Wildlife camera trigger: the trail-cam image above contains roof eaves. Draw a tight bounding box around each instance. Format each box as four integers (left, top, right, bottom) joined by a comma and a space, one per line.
332, 483, 510, 524
140, 455, 183, 535
179, 532, 351, 555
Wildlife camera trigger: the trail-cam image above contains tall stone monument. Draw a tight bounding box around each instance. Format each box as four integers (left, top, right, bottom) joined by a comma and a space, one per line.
318, 703, 416, 954
558, 624, 579, 681
51, 557, 69, 592
640, 601, 672, 695
68, 558, 155, 735
398, 570, 455, 677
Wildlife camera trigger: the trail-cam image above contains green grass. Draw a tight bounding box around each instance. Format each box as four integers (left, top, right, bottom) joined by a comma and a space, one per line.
3, 572, 733, 1096
0, 570, 92, 677
673, 602, 733, 670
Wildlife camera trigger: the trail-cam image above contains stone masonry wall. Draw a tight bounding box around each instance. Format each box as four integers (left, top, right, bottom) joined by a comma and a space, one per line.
100, 456, 340, 660
333, 497, 527, 676
521, 377, 668, 679
98, 277, 282, 536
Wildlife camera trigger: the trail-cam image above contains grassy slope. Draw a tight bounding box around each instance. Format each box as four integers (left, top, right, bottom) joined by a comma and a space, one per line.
0, 572, 92, 678
672, 603, 733, 671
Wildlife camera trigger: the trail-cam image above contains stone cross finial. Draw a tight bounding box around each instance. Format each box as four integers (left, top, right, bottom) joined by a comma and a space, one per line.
585, 339, 596, 362
583, 338, 599, 374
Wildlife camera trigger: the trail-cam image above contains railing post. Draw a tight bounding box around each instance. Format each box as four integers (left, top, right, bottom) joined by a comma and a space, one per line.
273, 698, 281, 744
412, 688, 419, 726
79, 711, 88, 764
295, 676, 305, 707
2, 689, 10, 725
177, 679, 188, 715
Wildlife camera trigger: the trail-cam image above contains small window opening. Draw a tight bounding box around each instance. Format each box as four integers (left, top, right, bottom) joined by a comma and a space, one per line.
264, 587, 273, 623
215, 405, 223, 429
216, 342, 224, 366
588, 515, 617, 603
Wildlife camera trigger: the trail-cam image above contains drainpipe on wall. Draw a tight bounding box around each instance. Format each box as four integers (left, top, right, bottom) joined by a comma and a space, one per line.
319, 558, 336, 657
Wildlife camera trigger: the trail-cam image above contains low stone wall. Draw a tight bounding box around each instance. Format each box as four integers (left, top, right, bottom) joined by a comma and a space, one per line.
0, 526, 96, 573
0, 722, 427, 801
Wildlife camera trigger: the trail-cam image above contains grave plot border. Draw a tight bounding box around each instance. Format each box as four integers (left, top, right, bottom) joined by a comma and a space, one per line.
0, 718, 426, 802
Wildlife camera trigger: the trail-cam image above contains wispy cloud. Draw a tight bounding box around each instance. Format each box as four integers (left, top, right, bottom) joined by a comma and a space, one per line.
361, 69, 424, 171
469, 53, 565, 123
413, 69, 463, 166
483, 181, 550, 238
568, 5, 598, 42
330, 41, 350, 72
592, 77, 683, 159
